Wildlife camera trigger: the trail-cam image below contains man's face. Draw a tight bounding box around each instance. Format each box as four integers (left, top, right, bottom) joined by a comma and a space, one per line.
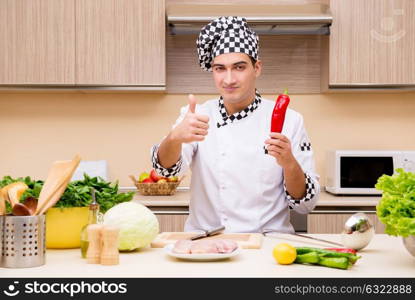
212, 52, 262, 104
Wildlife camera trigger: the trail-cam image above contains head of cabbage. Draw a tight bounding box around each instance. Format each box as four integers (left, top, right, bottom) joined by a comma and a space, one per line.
103, 201, 159, 251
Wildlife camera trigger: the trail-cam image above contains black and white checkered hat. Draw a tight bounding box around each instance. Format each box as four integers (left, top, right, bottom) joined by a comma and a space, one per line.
196, 16, 259, 72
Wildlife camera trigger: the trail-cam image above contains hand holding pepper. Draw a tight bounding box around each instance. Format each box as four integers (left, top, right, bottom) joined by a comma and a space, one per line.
264, 132, 295, 169
265, 89, 306, 199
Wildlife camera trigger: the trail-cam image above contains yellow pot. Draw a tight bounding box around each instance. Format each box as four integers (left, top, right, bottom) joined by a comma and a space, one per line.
46, 207, 89, 249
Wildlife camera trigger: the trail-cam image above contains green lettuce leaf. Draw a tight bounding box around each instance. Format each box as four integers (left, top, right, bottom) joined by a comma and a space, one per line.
375, 168, 415, 237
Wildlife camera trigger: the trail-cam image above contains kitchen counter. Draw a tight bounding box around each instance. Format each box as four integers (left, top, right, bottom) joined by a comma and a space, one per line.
133, 188, 381, 208
131, 188, 382, 233
135, 188, 190, 207
1, 234, 413, 278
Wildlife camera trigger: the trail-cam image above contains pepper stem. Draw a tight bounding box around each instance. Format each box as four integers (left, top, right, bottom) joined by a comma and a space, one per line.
283, 88, 289, 95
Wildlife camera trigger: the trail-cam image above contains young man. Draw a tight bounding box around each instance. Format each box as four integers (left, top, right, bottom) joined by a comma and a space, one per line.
151, 16, 320, 233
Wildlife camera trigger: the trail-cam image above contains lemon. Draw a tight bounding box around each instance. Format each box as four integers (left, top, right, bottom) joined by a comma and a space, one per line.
272, 243, 297, 265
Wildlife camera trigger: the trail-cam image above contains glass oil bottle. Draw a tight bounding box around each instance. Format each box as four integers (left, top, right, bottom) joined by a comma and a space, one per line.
80, 188, 100, 258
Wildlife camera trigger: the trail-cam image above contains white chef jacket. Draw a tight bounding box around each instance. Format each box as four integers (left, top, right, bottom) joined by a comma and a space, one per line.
151, 92, 320, 234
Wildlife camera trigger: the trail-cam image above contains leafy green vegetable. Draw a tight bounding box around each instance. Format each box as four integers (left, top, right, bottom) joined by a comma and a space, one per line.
57, 174, 134, 212
0, 176, 44, 214
0, 174, 134, 213
375, 168, 415, 237
0, 175, 43, 193
103, 202, 159, 251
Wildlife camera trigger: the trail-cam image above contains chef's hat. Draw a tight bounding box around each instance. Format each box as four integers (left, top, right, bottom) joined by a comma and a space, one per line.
196, 16, 259, 72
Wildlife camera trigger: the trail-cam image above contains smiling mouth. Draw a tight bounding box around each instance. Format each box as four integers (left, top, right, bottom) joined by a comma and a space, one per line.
224, 87, 238, 92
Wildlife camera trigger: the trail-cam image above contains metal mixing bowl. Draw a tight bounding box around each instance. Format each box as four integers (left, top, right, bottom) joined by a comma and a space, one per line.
341, 213, 375, 250
402, 235, 415, 257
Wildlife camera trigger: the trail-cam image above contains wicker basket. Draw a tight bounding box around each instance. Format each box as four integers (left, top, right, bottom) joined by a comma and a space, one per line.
129, 175, 181, 196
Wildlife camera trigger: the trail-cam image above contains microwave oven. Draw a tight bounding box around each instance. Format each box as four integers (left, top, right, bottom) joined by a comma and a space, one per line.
325, 150, 415, 195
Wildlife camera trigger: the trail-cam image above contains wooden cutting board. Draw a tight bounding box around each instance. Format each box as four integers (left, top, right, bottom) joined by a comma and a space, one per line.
151, 232, 263, 249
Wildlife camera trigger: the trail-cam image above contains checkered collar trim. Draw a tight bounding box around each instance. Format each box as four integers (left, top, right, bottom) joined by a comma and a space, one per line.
217, 91, 262, 128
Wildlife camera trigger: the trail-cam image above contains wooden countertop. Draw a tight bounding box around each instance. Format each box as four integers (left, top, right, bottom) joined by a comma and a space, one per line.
133, 189, 381, 208
1, 234, 413, 278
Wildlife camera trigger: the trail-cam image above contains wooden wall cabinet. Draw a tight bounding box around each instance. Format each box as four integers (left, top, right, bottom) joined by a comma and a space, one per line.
0, 0, 75, 85
76, 0, 165, 87
329, 0, 415, 87
0, 0, 165, 88
308, 212, 385, 234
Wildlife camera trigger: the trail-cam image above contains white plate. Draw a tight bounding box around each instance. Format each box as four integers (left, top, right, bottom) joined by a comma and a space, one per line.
163, 243, 241, 261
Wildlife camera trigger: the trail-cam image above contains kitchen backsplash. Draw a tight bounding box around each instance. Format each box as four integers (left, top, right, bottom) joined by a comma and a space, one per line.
1, 91, 415, 186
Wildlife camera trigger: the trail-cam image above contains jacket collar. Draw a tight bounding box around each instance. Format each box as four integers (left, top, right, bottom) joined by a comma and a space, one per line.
217, 90, 262, 128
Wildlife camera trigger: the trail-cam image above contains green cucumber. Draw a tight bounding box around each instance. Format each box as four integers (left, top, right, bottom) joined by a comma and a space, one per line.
318, 252, 361, 264
295, 252, 320, 264
295, 247, 361, 265
318, 257, 349, 270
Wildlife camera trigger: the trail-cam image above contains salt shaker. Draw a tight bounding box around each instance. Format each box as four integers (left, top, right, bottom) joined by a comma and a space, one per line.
100, 225, 120, 265
86, 224, 103, 264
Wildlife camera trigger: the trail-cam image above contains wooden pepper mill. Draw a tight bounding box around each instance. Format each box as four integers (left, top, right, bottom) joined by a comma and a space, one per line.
100, 225, 120, 265
86, 224, 103, 264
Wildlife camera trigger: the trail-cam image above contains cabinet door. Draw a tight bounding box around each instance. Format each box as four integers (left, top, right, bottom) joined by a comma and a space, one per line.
76, 0, 165, 86
308, 213, 385, 234
0, 0, 75, 84
155, 214, 188, 232
329, 0, 415, 86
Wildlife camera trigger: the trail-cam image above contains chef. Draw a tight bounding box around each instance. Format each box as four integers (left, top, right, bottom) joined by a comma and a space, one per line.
151, 16, 320, 233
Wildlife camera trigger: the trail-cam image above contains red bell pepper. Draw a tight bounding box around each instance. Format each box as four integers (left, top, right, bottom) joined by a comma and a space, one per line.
271, 89, 290, 133
324, 248, 357, 254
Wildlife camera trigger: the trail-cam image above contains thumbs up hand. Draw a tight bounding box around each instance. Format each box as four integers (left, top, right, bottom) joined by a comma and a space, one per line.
188, 94, 197, 114
171, 94, 210, 143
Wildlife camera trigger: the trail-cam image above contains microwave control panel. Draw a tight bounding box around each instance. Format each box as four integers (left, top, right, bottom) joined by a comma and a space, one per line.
402, 151, 415, 172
